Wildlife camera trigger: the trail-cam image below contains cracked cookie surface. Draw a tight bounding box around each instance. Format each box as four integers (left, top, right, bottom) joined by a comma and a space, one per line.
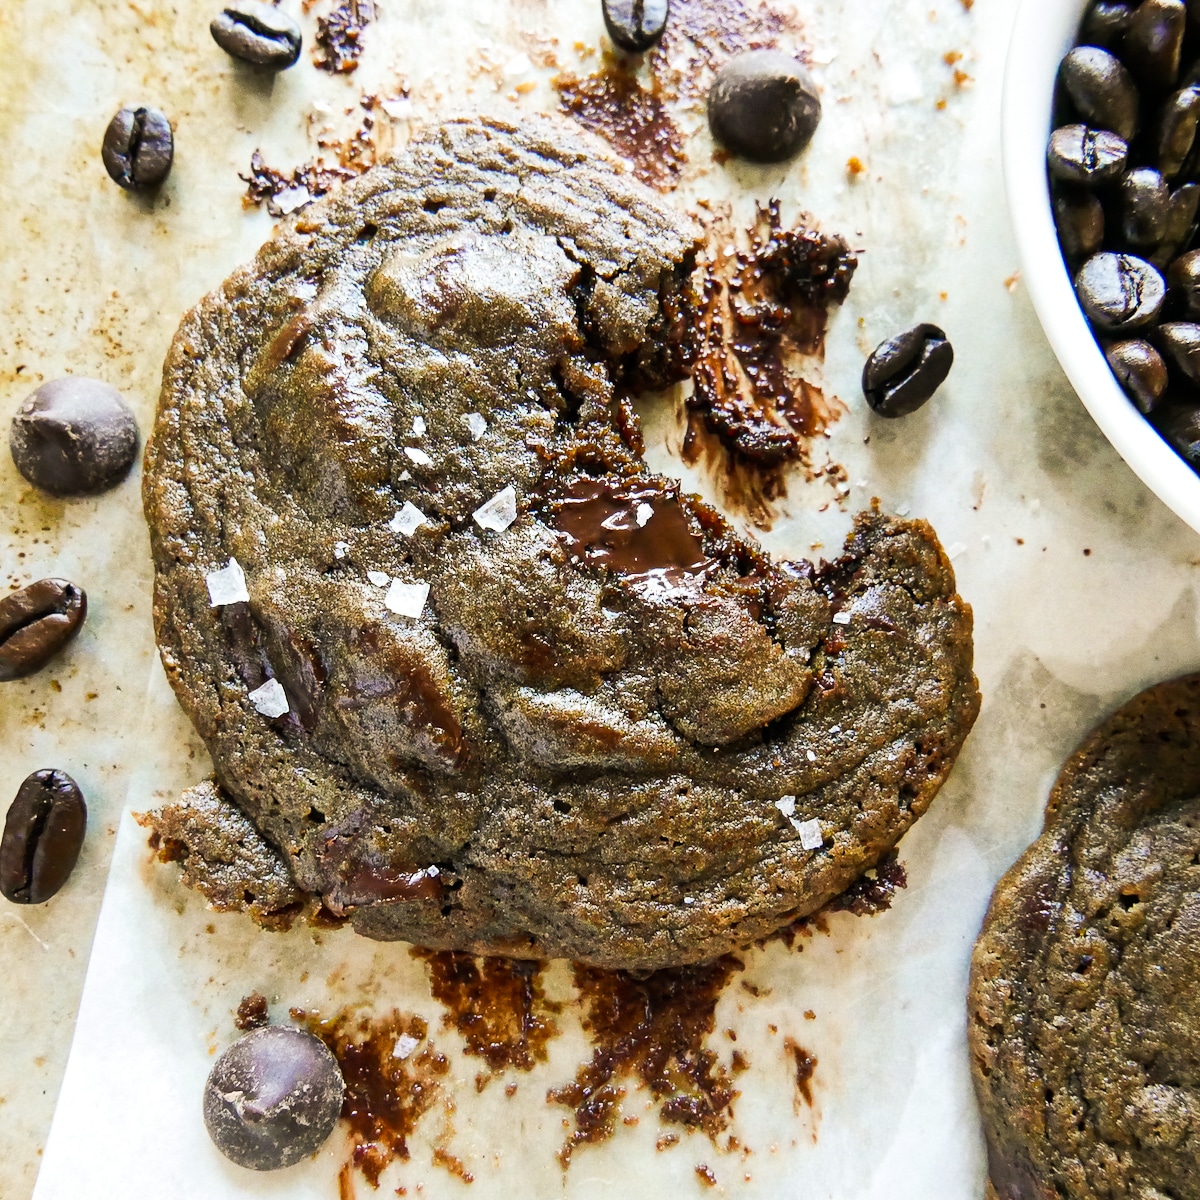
142, 115, 979, 969
969, 674, 1200, 1200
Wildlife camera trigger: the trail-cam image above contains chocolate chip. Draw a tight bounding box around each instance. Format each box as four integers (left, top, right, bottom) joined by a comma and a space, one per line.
211, 2, 302, 69
9, 377, 139, 495
203, 1026, 345, 1170
0, 579, 87, 682
102, 106, 174, 191
1059, 46, 1139, 141
1074, 252, 1165, 332
862, 324, 954, 418
1105, 339, 1169, 412
0, 770, 87, 905
708, 50, 821, 163
602, 0, 668, 53
1047, 124, 1128, 186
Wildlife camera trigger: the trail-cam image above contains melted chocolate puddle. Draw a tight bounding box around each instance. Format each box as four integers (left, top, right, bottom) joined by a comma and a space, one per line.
554, 64, 686, 191
294, 1007, 449, 1188
412, 949, 561, 1083
547, 957, 743, 1166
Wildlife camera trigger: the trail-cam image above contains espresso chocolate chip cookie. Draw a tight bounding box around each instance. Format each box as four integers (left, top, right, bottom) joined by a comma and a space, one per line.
969, 673, 1200, 1200
142, 115, 979, 969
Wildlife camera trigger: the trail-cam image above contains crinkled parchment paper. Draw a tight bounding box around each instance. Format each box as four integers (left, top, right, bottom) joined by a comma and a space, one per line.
4, 0, 1200, 1196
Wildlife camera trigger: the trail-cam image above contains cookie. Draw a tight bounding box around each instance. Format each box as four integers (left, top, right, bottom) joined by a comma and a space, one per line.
142, 115, 979, 969
969, 673, 1200, 1200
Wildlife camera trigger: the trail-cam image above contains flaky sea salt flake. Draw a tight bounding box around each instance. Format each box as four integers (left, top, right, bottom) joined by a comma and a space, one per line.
206, 559, 249, 606
463, 412, 487, 441
385, 579, 430, 619
367, 570, 390, 587
392, 1034, 420, 1060
635, 502, 654, 528
390, 502, 427, 537
404, 446, 434, 467
832, 611, 852, 626
805, 749, 817, 762
248, 678, 289, 719
775, 795, 797, 818
412, 416, 427, 436
333, 541, 349, 560
794, 818, 824, 850
473, 485, 518, 533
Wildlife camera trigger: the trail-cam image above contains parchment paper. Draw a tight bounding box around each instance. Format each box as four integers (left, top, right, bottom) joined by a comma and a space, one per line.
6, 0, 1200, 1196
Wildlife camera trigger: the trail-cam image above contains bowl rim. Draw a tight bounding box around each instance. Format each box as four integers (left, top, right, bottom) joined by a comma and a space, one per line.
1002, 0, 1200, 536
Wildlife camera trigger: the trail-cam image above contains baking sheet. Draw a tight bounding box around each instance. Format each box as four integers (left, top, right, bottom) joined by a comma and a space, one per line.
5, 0, 1200, 1196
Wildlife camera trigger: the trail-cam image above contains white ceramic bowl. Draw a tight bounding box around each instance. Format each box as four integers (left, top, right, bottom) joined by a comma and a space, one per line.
1003, 0, 1200, 533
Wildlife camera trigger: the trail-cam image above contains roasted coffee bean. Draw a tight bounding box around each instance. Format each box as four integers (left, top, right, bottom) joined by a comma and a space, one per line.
1059, 46, 1139, 140
1155, 401, 1200, 467
1119, 167, 1170, 247
1081, 1, 1134, 47
1150, 87, 1200, 178
101, 106, 174, 190
861, 324, 954, 418
1124, 0, 1186, 90
1075, 252, 1165, 331
211, 2, 302, 69
1047, 124, 1128, 186
1156, 320, 1200, 380
1054, 188, 1105, 260
1168, 247, 1200, 314
602, 0, 669, 53
708, 50, 821, 163
1106, 339, 1169, 412
203, 1027, 345, 1170
1160, 182, 1200, 252
9, 377, 139, 495
0, 770, 86, 905
0, 579, 87, 682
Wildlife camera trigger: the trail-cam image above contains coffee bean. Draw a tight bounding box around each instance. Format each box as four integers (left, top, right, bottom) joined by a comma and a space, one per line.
9, 377, 139, 495
1159, 182, 1200, 255
1156, 320, 1200, 380
1168, 247, 1200, 314
211, 2, 302, 69
1059, 46, 1139, 140
1047, 124, 1128, 186
0, 770, 86, 905
1119, 166, 1170, 247
1106, 339, 1169, 412
1082, 1, 1135, 48
0, 579, 87, 682
101, 106, 174, 191
1075, 252, 1165, 331
708, 50, 821, 163
1155, 401, 1200, 467
1124, 0, 1186, 90
602, 0, 668, 53
203, 1027, 344, 1170
1054, 188, 1105, 260
1150, 87, 1200, 177
861, 324, 954, 418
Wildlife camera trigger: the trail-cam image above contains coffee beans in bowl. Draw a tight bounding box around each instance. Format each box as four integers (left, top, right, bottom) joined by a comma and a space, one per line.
0, 579, 87, 682
9, 377, 139, 495
0, 770, 87, 905
1046, 0, 1200, 480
